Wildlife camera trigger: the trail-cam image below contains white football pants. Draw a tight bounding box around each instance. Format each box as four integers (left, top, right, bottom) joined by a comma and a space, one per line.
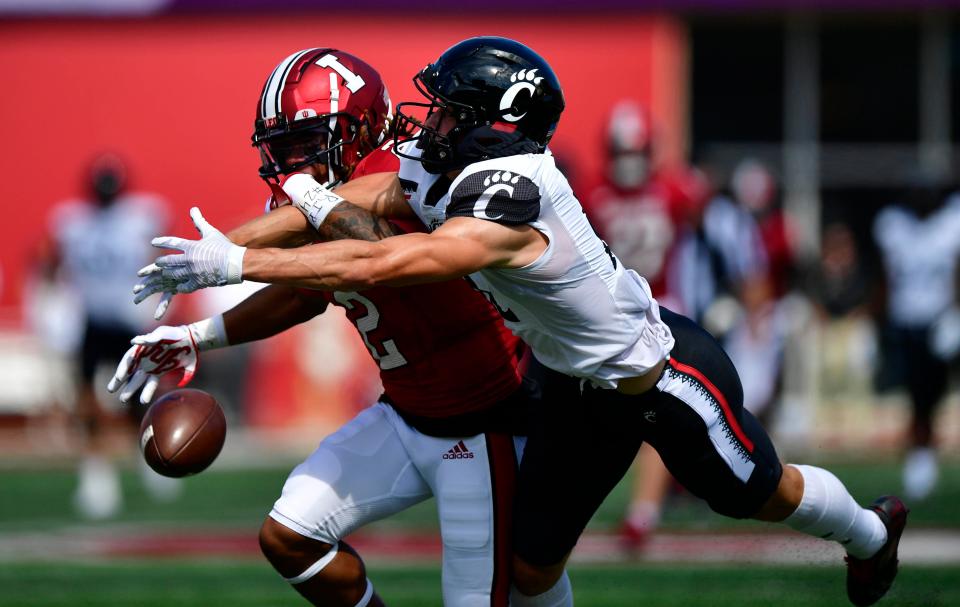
270, 401, 524, 607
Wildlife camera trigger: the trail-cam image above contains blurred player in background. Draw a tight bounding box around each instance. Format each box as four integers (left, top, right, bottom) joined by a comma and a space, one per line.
111, 48, 564, 607
585, 101, 674, 290
33, 152, 178, 519
873, 178, 960, 501
136, 37, 909, 607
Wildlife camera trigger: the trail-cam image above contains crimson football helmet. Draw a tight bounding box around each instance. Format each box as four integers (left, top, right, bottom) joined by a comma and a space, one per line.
605, 100, 656, 190
253, 48, 392, 185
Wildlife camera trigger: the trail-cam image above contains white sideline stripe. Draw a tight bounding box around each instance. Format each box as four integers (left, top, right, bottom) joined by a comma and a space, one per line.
0, 529, 958, 565
284, 542, 339, 585
656, 366, 755, 483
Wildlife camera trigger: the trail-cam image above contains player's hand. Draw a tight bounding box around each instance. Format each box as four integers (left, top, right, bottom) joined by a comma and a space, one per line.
133, 207, 247, 305
107, 325, 199, 405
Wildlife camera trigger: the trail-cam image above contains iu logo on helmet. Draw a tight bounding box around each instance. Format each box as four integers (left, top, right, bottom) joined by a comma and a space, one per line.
499, 69, 543, 122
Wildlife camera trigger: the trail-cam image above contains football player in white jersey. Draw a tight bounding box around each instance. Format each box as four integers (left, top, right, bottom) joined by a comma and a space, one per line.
136, 37, 907, 607
874, 184, 960, 501
36, 152, 177, 520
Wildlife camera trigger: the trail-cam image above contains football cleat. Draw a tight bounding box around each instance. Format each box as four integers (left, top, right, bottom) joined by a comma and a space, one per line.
845, 495, 908, 606
618, 520, 652, 554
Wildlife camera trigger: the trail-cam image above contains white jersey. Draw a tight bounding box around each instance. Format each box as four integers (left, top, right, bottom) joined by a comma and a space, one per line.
398, 143, 674, 388
50, 194, 168, 330
873, 195, 960, 328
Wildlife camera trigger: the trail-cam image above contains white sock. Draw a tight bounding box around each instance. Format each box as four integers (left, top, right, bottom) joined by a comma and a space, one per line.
783, 465, 887, 559
74, 456, 122, 520
903, 447, 938, 501
511, 571, 573, 607
627, 501, 661, 531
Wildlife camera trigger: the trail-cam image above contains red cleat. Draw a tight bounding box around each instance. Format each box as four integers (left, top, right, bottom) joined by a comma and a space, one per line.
845, 495, 909, 606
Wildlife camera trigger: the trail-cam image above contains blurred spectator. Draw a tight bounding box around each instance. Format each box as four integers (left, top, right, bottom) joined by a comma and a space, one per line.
873, 182, 960, 501
722, 159, 799, 426
731, 158, 797, 297
32, 152, 178, 519
808, 223, 877, 407
661, 166, 766, 332
809, 223, 871, 320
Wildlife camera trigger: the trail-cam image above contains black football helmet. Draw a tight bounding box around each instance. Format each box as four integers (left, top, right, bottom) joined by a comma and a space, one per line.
395, 36, 565, 174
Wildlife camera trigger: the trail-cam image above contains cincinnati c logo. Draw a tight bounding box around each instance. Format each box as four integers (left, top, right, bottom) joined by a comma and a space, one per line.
474, 171, 521, 220
499, 69, 543, 122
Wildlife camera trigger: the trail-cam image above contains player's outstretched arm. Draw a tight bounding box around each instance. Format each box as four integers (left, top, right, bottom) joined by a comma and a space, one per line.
226, 173, 407, 248
316, 200, 403, 242
222, 284, 326, 345
330, 172, 413, 220
135, 209, 546, 298
227, 205, 316, 249
112, 284, 326, 404
281, 172, 414, 233
241, 216, 547, 291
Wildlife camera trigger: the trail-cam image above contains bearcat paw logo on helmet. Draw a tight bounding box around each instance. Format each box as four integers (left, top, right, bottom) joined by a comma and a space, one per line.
500, 70, 543, 123
483, 171, 521, 188
510, 69, 543, 86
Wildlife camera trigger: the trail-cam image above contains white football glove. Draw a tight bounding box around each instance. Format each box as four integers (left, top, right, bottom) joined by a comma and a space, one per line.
107, 325, 199, 405
134, 207, 246, 306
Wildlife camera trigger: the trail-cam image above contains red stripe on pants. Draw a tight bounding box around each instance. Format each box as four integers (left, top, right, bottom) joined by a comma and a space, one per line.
667, 357, 755, 453
485, 432, 518, 607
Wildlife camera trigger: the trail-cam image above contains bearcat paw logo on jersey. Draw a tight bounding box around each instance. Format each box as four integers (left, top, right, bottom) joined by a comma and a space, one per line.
500, 69, 542, 122
483, 171, 521, 189
475, 171, 521, 220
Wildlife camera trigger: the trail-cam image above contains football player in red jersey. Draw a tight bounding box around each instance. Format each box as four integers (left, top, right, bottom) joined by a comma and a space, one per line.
110, 48, 557, 607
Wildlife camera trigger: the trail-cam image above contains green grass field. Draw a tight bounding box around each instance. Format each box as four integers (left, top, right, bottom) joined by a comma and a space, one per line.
0, 562, 956, 606
1, 458, 958, 606
3, 458, 959, 532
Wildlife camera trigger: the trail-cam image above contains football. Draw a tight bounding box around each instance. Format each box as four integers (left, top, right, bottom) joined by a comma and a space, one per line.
139, 388, 227, 478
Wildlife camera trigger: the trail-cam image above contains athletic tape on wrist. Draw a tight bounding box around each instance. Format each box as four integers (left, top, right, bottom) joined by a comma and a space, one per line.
282, 173, 345, 230
283, 542, 340, 585
226, 245, 246, 284
187, 315, 229, 351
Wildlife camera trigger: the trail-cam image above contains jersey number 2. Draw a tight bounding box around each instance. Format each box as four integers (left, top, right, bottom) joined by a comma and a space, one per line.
334, 292, 408, 370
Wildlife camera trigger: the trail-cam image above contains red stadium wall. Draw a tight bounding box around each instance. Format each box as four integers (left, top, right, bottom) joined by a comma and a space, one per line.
1, 15, 685, 428
1, 14, 686, 312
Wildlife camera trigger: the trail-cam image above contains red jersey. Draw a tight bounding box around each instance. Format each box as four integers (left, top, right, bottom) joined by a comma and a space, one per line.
306, 145, 524, 418
584, 167, 710, 298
